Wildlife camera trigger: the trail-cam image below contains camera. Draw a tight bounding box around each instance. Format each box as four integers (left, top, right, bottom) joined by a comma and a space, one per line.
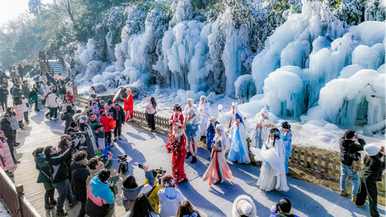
118, 154, 129, 174
69, 131, 86, 139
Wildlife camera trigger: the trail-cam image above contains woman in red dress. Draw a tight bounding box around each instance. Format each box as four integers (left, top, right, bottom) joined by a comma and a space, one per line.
121, 88, 134, 121
169, 104, 184, 134
165, 123, 188, 183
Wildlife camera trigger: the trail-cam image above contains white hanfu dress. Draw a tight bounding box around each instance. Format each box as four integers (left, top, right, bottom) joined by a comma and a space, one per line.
255, 138, 289, 192
198, 102, 211, 137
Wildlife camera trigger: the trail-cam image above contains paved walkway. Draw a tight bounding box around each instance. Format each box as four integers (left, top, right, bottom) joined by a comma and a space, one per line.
11, 110, 386, 217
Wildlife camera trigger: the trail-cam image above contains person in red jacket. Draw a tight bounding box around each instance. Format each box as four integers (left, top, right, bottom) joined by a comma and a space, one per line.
66, 90, 74, 103
99, 109, 113, 148
121, 89, 133, 122
169, 104, 184, 135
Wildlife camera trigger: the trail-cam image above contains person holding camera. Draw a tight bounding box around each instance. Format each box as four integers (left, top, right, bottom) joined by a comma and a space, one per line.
355, 145, 385, 217
339, 130, 366, 202
85, 169, 115, 217
122, 164, 155, 211
71, 151, 89, 217
86, 152, 116, 185
158, 174, 185, 217
269, 198, 299, 217
61, 105, 75, 134
44, 141, 79, 216
124, 193, 160, 217
78, 116, 98, 159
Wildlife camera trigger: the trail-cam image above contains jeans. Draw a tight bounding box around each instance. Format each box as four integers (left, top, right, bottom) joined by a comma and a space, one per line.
50, 107, 58, 118
114, 122, 122, 137
356, 178, 379, 217
78, 200, 86, 217
52, 179, 75, 212
33, 100, 39, 111
24, 112, 29, 122
0, 100, 7, 112
340, 163, 359, 196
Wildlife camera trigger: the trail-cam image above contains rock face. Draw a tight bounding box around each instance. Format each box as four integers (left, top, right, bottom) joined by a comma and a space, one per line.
93, 83, 107, 93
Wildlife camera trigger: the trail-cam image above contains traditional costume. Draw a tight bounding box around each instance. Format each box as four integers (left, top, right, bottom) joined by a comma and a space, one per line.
251, 108, 273, 149
123, 89, 134, 121
206, 117, 219, 154
203, 125, 233, 186
280, 122, 292, 174
227, 113, 250, 164
198, 96, 211, 137
183, 98, 198, 119
165, 124, 188, 183
185, 109, 200, 163
169, 105, 184, 134
251, 129, 289, 192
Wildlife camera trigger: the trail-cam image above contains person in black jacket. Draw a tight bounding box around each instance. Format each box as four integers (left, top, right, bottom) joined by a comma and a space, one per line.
71, 151, 89, 217
61, 106, 75, 134
44, 141, 79, 216
109, 103, 125, 141
0, 114, 19, 163
339, 130, 366, 202
11, 84, 23, 103
0, 84, 9, 112
355, 145, 385, 217
21, 80, 30, 104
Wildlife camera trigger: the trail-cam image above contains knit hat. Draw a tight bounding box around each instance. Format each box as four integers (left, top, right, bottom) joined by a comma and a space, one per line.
364, 145, 379, 157
232, 195, 257, 217
99, 109, 105, 115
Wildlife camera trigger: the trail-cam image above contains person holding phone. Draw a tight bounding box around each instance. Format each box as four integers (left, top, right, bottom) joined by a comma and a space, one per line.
355, 145, 385, 217
339, 130, 366, 202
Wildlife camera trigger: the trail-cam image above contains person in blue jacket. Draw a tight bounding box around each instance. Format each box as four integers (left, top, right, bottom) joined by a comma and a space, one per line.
280, 122, 292, 174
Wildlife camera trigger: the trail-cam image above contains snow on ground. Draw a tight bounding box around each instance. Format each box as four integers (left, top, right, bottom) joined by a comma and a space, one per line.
79, 85, 386, 152
0, 201, 11, 217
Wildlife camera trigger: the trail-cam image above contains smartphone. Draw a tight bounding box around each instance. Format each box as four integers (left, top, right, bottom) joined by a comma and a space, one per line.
381, 146, 385, 152
138, 164, 144, 169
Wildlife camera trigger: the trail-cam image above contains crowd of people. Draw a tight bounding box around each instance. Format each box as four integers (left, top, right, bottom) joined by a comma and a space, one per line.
0, 65, 383, 217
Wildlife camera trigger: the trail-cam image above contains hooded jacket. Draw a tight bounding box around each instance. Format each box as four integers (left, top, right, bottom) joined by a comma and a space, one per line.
362, 153, 386, 182
0, 139, 15, 171
158, 187, 185, 217
85, 175, 114, 217
232, 195, 257, 217
0, 88, 9, 101
86, 159, 112, 186
46, 92, 60, 108
0, 118, 14, 141
35, 155, 52, 183
339, 137, 366, 166
121, 171, 155, 211
71, 160, 90, 202
109, 105, 125, 124
46, 145, 74, 183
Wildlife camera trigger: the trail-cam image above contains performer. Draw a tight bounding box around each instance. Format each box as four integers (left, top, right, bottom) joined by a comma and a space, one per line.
251, 108, 273, 149
203, 125, 233, 186
169, 104, 184, 134
165, 123, 188, 184
206, 117, 219, 154
280, 121, 292, 174
252, 128, 289, 192
198, 96, 211, 139
121, 88, 134, 121
227, 113, 250, 164
218, 102, 245, 131
184, 109, 200, 163
183, 98, 198, 119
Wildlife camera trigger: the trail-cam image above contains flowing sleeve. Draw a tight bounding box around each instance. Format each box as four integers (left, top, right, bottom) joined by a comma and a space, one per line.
238, 124, 251, 163
204, 103, 211, 116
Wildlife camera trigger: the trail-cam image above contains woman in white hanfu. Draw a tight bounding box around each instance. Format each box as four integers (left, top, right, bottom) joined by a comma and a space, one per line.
227, 113, 251, 164
218, 102, 244, 131
252, 128, 289, 192
251, 108, 274, 149
198, 96, 211, 138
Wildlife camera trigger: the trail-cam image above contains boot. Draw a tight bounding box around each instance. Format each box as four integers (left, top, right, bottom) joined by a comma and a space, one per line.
190, 156, 197, 163
340, 190, 350, 197
185, 152, 192, 159
56, 210, 68, 216
351, 196, 357, 202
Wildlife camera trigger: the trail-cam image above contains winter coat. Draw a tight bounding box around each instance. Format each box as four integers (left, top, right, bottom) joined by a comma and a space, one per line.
46, 145, 74, 183
29, 89, 38, 102
95, 131, 105, 150
362, 153, 386, 182
91, 105, 99, 116
85, 175, 114, 217
232, 195, 257, 217
71, 160, 90, 202
158, 187, 185, 217
46, 93, 60, 108
89, 119, 101, 129
0, 88, 8, 101
121, 171, 155, 211
0, 139, 15, 171
109, 105, 125, 124
22, 99, 29, 112
104, 104, 113, 116
11, 88, 23, 99
13, 104, 24, 121
339, 138, 366, 166
99, 115, 112, 132
61, 111, 74, 134
9, 114, 19, 130
21, 84, 30, 99
35, 155, 52, 183
0, 119, 14, 141
66, 92, 73, 102
86, 159, 113, 186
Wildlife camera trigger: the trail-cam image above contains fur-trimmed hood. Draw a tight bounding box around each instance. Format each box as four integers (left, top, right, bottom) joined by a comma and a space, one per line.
232, 195, 257, 217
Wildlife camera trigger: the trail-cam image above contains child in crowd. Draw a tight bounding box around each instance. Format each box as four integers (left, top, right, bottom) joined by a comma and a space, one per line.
94, 124, 106, 156
91, 102, 99, 116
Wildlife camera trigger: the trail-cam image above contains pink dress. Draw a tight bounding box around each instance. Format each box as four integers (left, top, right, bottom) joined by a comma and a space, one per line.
203, 137, 233, 186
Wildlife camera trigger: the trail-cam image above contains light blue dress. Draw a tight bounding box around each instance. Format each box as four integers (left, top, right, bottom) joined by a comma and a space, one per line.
280, 129, 292, 174
227, 125, 248, 163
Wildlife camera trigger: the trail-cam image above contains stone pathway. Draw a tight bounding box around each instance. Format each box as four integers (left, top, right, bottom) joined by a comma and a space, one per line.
11, 110, 386, 217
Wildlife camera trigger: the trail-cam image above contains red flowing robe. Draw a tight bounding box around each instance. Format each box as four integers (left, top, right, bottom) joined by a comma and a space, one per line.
169, 112, 184, 134
165, 134, 187, 183
123, 95, 134, 120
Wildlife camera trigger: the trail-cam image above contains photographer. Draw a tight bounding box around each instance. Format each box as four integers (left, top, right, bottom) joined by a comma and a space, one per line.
355, 145, 385, 217
78, 116, 97, 159
269, 198, 299, 217
44, 140, 79, 216
86, 152, 116, 186
71, 151, 89, 217
144, 169, 164, 213
122, 164, 155, 211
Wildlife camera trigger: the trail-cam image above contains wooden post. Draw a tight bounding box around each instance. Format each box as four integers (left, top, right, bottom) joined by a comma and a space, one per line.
291, 148, 296, 162
332, 159, 337, 177
310, 153, 315, 169
297, 150, 302, 164
16, 184, 24, 217
304, 150, 309, 167
317, 155, 322, 171
325, 156, 330, 174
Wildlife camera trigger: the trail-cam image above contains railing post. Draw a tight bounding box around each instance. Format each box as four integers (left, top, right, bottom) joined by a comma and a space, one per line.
16, 184, 24, 217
